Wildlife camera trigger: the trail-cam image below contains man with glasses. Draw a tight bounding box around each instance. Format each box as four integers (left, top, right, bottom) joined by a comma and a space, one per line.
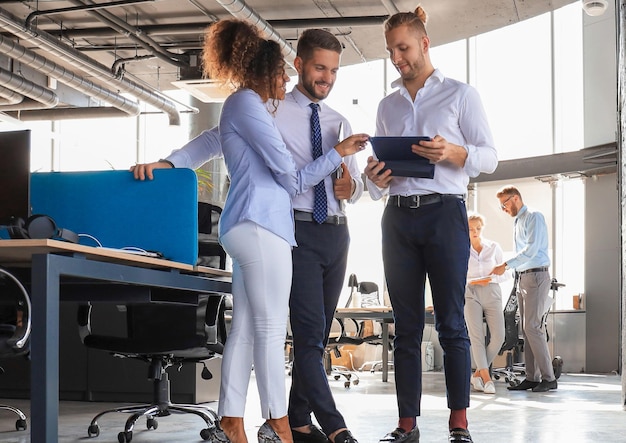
491, 185, 557, 392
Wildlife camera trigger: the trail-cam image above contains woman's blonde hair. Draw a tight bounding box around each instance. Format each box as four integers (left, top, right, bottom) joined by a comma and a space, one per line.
467, 212, 485, 227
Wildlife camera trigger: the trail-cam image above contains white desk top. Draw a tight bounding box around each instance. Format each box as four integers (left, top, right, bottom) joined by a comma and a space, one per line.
0, 239, 231, 277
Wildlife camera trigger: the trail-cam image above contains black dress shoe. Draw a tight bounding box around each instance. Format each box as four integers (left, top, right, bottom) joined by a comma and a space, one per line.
532, 379, 558, 392
292, 425, 329, 443
507, 379, 540, 391
449, 428, 473, 442
379, 427, 420, 442
334, 429, 358, 443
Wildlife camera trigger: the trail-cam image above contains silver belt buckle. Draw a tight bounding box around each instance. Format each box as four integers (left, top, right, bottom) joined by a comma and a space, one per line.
408, 195, 420, 209
330, 215, 341, 225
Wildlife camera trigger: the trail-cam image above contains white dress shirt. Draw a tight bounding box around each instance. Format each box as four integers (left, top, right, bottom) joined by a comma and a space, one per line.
368, 69, 498, 200
275, 87, 363, 216
467, 238, 510, 284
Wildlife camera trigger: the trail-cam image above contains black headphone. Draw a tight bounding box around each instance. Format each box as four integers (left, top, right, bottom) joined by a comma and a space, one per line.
7, 215, 79, 243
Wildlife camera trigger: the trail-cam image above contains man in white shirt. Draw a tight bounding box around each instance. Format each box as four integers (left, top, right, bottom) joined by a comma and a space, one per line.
364, 6, 497, 443
132, 29, 363, 443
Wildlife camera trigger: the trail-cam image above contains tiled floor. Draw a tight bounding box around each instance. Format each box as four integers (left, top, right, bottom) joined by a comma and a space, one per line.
1, 370, 625, 442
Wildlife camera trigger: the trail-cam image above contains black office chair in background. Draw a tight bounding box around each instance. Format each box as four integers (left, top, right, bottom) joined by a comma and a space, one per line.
197, 202, 227, 270
492, 277, 564, 386
78, 293, 228, 443
325, 317, 363, 388
0, 267, 30, 432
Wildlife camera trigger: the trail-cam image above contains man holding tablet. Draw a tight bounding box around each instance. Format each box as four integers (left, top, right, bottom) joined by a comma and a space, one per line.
363, 5, 497, 443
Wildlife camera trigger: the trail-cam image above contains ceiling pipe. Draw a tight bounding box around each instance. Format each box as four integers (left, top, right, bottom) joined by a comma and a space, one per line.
0, 7, 182, 125
25, 0, 156, 28
51, 15, 389, 39
213, 0, 296, 67
0, 34, 139, 117
66, 0, 188, 68
0, 66, 59, 107
4, 107, 134, 121
0, 84, 24, 105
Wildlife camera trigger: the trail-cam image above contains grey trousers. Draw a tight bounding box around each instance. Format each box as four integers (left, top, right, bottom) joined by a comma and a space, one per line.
518, 270, 556, 382
464, 283, 505, 370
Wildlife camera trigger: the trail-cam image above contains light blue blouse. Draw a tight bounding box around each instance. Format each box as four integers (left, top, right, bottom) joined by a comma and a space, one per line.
217, 88, 341, 246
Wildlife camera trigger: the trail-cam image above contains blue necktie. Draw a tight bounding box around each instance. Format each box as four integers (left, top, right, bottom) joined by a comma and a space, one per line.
309, 103, 327, 224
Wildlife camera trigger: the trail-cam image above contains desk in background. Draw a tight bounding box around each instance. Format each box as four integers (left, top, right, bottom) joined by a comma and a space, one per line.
0, 239, 231, 443
334, 307, 393, 382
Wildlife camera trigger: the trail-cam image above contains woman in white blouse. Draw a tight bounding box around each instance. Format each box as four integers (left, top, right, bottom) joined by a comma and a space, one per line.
465, 213, 509, 395
202, 19, 368, 443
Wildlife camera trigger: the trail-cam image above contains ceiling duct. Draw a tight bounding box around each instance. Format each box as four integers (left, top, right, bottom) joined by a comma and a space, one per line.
0, 84, 24, 106
0, 34, 138, 117
0, 7, 182, 125
0, 66, 58, 108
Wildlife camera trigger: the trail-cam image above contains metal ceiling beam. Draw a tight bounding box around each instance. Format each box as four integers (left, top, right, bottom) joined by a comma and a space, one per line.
48, 15, 389, 40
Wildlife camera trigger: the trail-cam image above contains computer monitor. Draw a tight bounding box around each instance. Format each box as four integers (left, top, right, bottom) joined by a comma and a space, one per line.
0, 130, 31, 226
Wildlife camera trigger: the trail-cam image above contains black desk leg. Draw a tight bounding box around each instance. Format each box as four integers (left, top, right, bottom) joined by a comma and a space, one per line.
31, 253, 60, 443
382, 323, 389, 382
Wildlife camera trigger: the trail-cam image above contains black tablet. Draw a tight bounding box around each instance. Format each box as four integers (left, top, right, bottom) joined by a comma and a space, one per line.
370, 136, 435, 178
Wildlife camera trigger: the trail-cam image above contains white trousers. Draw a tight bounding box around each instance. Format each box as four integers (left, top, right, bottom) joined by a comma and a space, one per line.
464, 283, 505, 370
218, 221, 292, 419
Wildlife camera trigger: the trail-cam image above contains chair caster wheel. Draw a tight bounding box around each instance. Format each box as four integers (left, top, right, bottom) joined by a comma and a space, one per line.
553, 356, 563, 379
118, 431, 133, 442
15, 418, 27, 431
344, 381, 351, 388
88, 424, 100, 437
201, 426, 227, 441
146, 417, 158, 430
353, 379, 359, 385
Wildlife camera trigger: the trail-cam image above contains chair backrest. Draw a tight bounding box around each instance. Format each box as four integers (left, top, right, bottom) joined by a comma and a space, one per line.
78, 294, 225, 359
0, 267, 31, 359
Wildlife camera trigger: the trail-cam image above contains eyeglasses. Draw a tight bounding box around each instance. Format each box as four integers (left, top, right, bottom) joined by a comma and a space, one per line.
500, 195, 514, 210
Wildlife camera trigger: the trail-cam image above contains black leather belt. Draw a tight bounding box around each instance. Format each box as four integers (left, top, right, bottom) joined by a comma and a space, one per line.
518, 266, 549, 275
388, 193, 464, 209
293, 210, 347, 225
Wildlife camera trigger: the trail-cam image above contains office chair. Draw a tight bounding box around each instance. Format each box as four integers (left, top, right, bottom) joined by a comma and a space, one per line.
492, 278, 564, 386
197, 202, 227, 270
344, 279, 394, 374
78, 293, 228, 443
325, 317, 363, 388
0, 267, 30, 432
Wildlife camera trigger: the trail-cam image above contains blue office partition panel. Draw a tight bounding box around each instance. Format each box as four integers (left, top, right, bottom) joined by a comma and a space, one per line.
30, 169, 199, 265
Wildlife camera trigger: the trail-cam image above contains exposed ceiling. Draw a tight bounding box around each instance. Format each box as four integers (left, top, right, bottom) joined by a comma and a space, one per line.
0, 0, 575, 125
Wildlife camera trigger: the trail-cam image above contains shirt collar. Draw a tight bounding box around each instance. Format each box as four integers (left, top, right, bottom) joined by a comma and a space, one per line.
290, 86, 325, 112
515, 205, 528, 222
390, 68, 444, 91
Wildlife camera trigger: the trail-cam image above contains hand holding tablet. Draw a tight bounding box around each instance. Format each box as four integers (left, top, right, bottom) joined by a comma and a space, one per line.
369, 136, 435, 178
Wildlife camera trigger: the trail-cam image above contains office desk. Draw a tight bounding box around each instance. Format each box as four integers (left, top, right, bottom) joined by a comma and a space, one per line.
334, 307, 393, 382
0, 239, 232, 443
